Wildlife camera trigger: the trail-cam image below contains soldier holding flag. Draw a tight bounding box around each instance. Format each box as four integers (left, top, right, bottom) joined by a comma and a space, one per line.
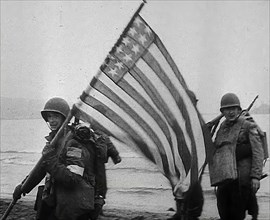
12, 97, 97, 220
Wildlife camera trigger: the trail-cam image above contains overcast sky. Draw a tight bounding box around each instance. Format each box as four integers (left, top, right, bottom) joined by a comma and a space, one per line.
1, 0, 269, 114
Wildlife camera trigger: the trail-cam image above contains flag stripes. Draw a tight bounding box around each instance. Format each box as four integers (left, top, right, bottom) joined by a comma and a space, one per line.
117, 77, 173, 147
129, 65, 192, 174
154, 36, 188, 89
141, 48, 200, 180
78, 92, 157, 165
89, 77, 173, 176
96, 70, 183, 178
74, 12, 207, 189
145, 41, 206, 177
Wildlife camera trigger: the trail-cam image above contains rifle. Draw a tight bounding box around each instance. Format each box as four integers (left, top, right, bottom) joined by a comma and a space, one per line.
0, 105, 75, 220
207, 95, 259, 136
21, 105, 75, 193
206, 114, 224, 136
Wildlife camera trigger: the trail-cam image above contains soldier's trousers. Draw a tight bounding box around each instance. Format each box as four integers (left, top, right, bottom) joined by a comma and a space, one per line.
216, 180, 258, 220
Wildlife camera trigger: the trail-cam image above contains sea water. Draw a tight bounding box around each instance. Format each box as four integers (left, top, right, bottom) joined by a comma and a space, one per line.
1, 114, 269, 216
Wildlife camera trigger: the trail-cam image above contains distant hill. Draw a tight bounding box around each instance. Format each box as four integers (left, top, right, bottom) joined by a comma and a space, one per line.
250, 103, 270, 114
1, 97, 45, 119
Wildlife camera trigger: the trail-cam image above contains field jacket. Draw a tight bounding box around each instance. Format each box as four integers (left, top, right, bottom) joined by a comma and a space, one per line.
215, 117, 264, 186
42, 129, 96, 220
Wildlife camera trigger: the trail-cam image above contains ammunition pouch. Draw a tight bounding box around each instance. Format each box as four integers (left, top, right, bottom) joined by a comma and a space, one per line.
34, 185, 44, 212
42, 175, 56, 207
34, 185, 55, 220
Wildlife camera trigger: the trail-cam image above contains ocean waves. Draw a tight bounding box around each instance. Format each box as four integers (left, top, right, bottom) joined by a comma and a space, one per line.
0, 152, 40, 165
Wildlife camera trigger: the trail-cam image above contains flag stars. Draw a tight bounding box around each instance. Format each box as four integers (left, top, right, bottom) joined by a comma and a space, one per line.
123, 53, 133, 63
144, 26, 152, 37
116, 45, 124, 54
122, 37, 131, 46
115, 61, 124, 70
128, 27, 137, 37
134, 17, 143, 27
138, 34, 147, 46
107, 54, 115, 61
102, 55, 113, 68
131, 44, 140, 55
108, 67, 118, 76
101, 60, 108, 68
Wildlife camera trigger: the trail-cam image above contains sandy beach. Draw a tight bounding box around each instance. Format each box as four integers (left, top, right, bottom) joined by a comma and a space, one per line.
0, 198, 174, 220
1, 198, 174, 220
0, 197, 214, 220
1, 193, 270, 220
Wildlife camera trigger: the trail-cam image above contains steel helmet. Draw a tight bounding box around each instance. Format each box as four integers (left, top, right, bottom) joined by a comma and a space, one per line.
220, 93, 242, 112
41, 97, 70, 121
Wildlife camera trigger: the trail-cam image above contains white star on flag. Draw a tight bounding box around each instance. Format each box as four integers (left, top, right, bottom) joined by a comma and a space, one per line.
134, 16, 143, 27
122, 37, 131, 46
116, 45, 124, 54
129, 27, 137, 37
122, 53, 133, 63
138, 34, 147, 46
108, 67, 118, 76
144, 25, 152, 36
131, 44, 140, 55
115, 61, 124, 70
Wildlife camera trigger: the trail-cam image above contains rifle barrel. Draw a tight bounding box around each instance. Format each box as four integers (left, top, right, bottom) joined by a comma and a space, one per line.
246, 95, 258, 112
207, 113, 224, 127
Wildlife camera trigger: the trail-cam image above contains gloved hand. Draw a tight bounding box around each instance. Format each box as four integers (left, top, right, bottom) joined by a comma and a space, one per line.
42, 143, 56, 158
13, 184, 25, 200
112, 155, 122, 164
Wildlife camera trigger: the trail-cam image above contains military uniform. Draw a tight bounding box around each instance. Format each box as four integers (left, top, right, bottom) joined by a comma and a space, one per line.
42, 128, 96, 220
89, 130, 121, 219
214, 93, 264, 220
93, 130, 121, 198
12, 98, 119, 220
34, 130, 66, 220
13, 98, 97, 220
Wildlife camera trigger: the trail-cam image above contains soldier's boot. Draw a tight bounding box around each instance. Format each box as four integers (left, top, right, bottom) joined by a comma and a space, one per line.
167, 199, 185, 220
89, 196, 105, 220
251, 214, 258, 220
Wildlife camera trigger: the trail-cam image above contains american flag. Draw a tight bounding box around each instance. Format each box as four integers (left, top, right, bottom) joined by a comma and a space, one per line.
74, 6, 212, 196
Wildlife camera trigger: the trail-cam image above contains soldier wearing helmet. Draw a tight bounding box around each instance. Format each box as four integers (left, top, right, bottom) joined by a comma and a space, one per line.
220, 93, 242, 122
213, 93, 264, 220
39, 97, 70, 132
12, 97, 98, 220
41, 97, 70, 126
